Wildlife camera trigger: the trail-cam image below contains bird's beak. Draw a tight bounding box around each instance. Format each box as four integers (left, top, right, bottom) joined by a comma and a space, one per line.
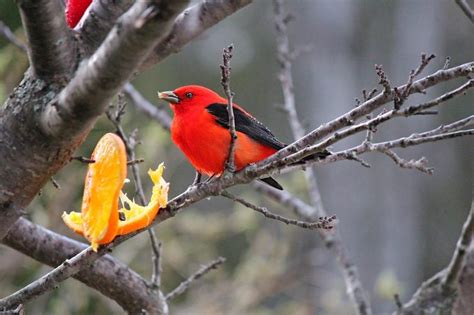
158, 91, 180, 104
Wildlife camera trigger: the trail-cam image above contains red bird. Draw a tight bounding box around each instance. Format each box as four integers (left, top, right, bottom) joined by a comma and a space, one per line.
158, 85, 329, 190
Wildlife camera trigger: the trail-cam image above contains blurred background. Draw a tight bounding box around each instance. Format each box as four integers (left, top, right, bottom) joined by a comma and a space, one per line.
1, 0, 473, 314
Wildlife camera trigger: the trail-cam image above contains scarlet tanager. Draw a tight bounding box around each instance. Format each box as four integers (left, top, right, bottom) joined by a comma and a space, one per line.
158, 85, 330, 190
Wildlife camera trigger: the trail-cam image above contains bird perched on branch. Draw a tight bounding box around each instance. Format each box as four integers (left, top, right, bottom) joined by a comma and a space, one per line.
158, 85, 330, 190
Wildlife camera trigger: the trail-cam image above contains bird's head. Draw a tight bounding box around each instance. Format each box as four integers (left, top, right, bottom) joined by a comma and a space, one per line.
158, 85, 225, 113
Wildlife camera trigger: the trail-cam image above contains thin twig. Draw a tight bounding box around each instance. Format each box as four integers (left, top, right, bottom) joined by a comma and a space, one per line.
70, 156, 95, 164
455, 0, 474, 23
107, 96, 164, 290
0, 20, 27, 52
221, 191, 336, 230
220, 44, 237, 172
127, 158, 145, 166
123, 83, 172, 131
50, 177, 61, 190
253, 182, 371, 315
165, 257, 226, 301
373, 148, 434, 175
149, 232, 163, 290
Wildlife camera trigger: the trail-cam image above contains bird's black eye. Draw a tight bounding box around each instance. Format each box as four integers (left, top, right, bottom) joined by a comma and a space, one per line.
185, 92, 193, 99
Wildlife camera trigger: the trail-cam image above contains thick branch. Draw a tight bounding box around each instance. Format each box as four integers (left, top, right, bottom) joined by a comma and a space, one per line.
1, 218, 164, 314
78, 0, 134, 56
41, 0, 190, 137
17, 0, 75, 80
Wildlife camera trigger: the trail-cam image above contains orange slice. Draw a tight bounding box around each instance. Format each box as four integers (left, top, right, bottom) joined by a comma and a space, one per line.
62, 137, 168, 250
62, 133, 126, 251
117, 163, 169, 235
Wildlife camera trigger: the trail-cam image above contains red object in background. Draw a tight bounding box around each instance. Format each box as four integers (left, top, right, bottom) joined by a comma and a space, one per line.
66, 0, 93, 28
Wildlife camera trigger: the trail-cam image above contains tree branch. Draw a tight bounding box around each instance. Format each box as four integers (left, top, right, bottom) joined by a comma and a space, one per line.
220, 45, 237, 172
0, 20, 27, 52
142, 0, 253, 68
272, 4, 372, 311
123, 83, 172, 131
455, 0, 474, 23
259, 79, 474, 172
253, 181, 372, 315
17, 0, 75, 80
165, 257, 226, 301
1, 218, 165, 314
254, 61, 474, 169
221, 191, 336, 230
77, 0, 134, 56
41, 0, 190, 137
395, 198, 474, 314
107, 97, 165, 293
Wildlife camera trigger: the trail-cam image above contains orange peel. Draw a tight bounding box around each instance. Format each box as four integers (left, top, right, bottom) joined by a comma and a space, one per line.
62, 133, 168, 251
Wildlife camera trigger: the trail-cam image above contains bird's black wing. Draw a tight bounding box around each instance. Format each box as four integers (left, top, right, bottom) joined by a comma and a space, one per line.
206, 103, 285, 150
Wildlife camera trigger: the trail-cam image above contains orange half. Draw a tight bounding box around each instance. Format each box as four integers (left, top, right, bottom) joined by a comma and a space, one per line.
62, 157, 168, 249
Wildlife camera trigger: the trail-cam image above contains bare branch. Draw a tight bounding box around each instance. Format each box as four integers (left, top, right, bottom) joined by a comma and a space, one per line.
165, 257, 226, 301
0, 241, 103, 309
1, 218, 165, 314
41, 0, 190, 137
275, 80, 474, 169
273, 0, 330, 227
127, 158, 145, 166
220, 45, 237, 172
0, 20, 27, 52
375, 149, 434, 175
272, 20, 375, 315
107, 98, 166, 292
221, 191, 336, 230
123, 83, 171, 131
149, 232, 163, 290
78, 0, 134, 56
254, 181, 316, 220
70, 156, 95, 164
255, 61, 474, 169
395, 198, 474, 314
443, 198, 474, 289
455, 0, 474, 23
17, 0, 75, 80
143, 0, 253, 68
